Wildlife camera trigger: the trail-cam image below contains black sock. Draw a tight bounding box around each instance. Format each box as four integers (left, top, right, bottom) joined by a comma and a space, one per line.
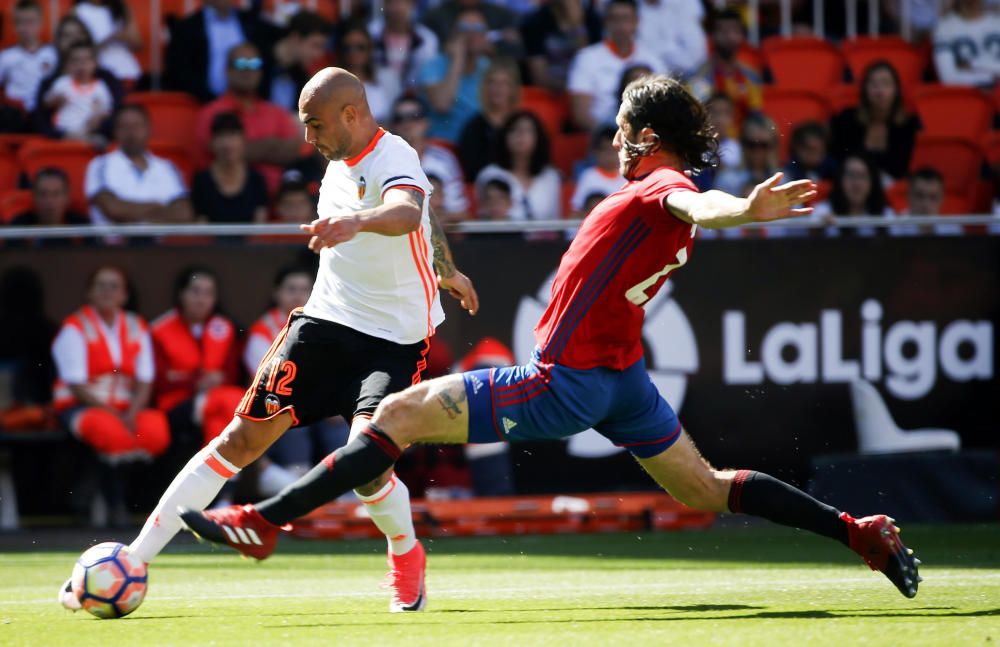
728, 470, 849, 546
256, 424, 401, 526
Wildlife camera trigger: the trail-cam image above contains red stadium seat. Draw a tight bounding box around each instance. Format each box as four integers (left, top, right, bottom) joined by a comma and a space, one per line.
551, 132, 590, 178
983, 131, 1000, 167
127, 92, 201, 155
0, 189, 32, 223
17, 139, 97, 213
0, 154, 19, 194
520, 87, 567, 141
762, 37, 845, 91
841, 36, 925, 97
736, 43, 763, 74
825, 84, 859, 113
914, 85, 993, 143
909, 135, 984, 194
148, 140, 194, 185
762, 88, 832, 163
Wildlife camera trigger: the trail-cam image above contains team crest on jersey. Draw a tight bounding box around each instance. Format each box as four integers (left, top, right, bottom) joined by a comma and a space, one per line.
264, 394, 281, 415
357, 176, 367, 200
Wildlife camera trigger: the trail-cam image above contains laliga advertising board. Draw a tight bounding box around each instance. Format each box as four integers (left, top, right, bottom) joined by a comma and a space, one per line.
447, 234, 998, 478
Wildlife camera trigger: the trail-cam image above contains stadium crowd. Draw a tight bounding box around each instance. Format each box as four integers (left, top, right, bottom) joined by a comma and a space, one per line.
0, 0, 999, 235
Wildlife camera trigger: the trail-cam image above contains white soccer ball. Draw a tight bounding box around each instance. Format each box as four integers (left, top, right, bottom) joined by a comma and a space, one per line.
70, 542, 148, 619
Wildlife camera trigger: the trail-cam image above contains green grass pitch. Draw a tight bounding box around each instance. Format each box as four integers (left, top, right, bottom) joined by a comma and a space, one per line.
1, 524, 998, 646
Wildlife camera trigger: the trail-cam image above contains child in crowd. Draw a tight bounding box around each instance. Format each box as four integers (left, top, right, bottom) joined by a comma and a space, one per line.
479, 178, 515, 221
273, 180, 316, 223
784, 121, 836, 183
43, 42, 113, 142
0, 0, 57, 111
570, 126, 625, 218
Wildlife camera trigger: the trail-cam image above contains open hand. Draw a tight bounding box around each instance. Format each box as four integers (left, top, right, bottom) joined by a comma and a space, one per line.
300, 214, 362, 252
746, 172, 817, 223
439, 271, 479, 316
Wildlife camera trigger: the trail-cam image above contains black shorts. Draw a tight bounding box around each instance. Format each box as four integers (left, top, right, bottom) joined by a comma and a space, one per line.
236, 312, 430, 427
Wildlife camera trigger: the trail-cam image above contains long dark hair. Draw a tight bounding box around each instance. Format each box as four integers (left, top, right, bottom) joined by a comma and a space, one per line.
858, 60, 907, 125
620, 75, 719, 172
829, 154, 886, 215
496, 110, 551, 176
336, 21, 375, 82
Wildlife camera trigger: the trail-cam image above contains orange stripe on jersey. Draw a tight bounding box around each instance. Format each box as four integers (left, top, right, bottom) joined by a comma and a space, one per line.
408, 228, 435, 337
415, 225, 436, 331
345, 128, 386, 167
204, 454, 237, 478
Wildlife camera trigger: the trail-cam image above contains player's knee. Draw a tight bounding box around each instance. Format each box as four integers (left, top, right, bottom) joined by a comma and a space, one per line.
373, 391, 424, 445
216, 416, 282, 467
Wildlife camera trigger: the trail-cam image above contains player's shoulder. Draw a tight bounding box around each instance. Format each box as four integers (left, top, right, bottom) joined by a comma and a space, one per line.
637, 166, 698, 196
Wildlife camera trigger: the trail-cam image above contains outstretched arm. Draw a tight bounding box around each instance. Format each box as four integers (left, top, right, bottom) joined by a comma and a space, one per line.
429, 204, 479, 315
300, 187, 424, 251
665, 173, 817, 229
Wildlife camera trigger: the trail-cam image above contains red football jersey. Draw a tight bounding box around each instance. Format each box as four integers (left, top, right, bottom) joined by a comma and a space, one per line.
534, 166, 698, 370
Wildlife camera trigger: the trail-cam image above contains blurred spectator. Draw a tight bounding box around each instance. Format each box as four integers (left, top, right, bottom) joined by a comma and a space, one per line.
164, 0, 277, 103
886, 0, 944, 41
830, 61, 921, 180
422, 0, 519, 55
814, 155, 893, 236
694, 93, 742, 192
273, 179, 316, 223
192, 112, 269, 223
194, 42, 302, 195
636, 0, 707, 77
9, 167, 90, 239
335, 22, 402, 123
33, 15, 124, 136
245, 266, 347, 477
616, 63, 655, 101
458, 338, 515, 496
567, 0, 662, 132
391, 96, 468, 223
475, 110, 561, 220
520, 0, 601, 92
479, 177, 515, 220
713, 113, 779, 198
0, 266, 56, 408
427, 174, 447, 217
370, 0, 440, 91
457, 58, 520, 180
151, 268, 245, 451
0, 1, 57, 112
42, 42, 114, 144
418, 6, 494, 142
72, 0, 142, 83
52, 266, 170, 524
688, 9, 762, 132
85, 105, 193, 226
570, 126, 625, 218
933, 0, 1000, 87
783, 122, 836, 183
267, 11, 331, 113
891, 167, 962, 236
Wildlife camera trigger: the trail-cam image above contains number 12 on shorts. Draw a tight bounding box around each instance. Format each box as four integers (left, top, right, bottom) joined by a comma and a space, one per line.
266, 359, 297, 396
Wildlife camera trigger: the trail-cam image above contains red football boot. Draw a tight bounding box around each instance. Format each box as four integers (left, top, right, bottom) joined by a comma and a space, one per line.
179, 504, 286, 561
385, 540, 427, 612
843, 512, 921, 598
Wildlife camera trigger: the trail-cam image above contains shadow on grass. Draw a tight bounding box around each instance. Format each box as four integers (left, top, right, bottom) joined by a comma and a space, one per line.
262, 606, 1000, 629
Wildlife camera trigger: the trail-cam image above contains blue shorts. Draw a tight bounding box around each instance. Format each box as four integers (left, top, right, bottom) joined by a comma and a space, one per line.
463, 348, 682, 459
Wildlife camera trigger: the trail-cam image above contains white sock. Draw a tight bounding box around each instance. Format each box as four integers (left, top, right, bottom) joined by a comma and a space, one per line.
257, 461, 298, 497
129, 439, 240, 563
356, 474, 417, 556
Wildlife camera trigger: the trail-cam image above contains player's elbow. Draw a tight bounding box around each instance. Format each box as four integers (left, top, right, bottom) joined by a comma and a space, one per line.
398, 204, 421, 233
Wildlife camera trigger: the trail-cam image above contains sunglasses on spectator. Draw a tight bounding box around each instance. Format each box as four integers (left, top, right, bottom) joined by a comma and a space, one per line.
742, 139, 773, 150
231, 57, 262, 70
343, 42, 369, 52
457, 22, 487, 33
394, 111, 426, 123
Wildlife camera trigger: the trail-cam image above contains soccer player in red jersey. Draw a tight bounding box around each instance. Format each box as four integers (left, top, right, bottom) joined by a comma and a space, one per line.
184, 76, 921, 599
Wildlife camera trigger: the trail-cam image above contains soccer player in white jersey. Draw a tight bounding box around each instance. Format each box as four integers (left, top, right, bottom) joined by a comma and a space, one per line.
60, 68, 478, 613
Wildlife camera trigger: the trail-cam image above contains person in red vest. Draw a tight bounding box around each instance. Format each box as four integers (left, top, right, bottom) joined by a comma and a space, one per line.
242, 265, 314, 377
152, 267, 244, 448
52, 265, 170, 525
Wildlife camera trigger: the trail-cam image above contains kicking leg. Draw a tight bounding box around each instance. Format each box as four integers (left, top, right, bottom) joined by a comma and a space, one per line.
129, 412, 292, 563
636, 429, 920, 598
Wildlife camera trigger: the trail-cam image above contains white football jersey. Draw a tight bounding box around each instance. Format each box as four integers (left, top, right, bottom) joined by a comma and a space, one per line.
304, 128, 444, 345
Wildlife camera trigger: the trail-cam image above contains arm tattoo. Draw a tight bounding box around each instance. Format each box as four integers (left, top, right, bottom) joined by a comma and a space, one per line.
435, 386, 466, 420
428, 204, 457, 278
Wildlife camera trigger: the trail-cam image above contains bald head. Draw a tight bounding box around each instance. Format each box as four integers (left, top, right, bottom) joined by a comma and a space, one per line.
299, 67, 378, 161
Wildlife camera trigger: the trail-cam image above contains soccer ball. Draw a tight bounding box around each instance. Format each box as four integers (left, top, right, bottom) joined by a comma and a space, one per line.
70, 542, 148, 619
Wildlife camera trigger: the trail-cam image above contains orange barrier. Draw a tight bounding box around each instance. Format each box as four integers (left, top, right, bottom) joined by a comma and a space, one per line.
291, 492, 716, 540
